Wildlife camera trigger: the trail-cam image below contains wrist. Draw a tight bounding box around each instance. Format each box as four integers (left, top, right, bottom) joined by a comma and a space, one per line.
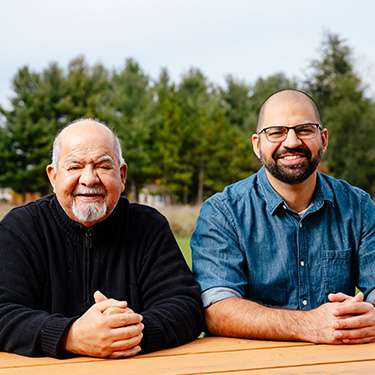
60, 321, 79, 354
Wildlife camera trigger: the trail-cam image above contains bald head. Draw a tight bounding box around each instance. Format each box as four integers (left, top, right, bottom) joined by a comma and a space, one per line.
256, 90, 322, 132
51, 119, 125, 171
47, 118, 127, 227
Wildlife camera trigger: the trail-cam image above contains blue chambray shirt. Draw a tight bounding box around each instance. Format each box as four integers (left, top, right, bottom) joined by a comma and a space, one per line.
191, 167, 375, 310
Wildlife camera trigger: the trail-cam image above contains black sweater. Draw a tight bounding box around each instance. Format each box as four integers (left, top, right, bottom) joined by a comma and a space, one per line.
0, 195, 204, 357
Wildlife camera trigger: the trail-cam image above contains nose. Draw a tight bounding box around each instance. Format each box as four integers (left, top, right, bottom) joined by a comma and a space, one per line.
79, 166, 100, 186
282, 128, 303, 148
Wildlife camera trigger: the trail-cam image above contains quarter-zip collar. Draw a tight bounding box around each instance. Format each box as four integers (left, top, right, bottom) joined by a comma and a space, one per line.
49, 194, 127, 307
49, 194, 123, 243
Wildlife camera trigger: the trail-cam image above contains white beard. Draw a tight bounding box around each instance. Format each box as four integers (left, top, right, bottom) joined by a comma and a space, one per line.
71, 199, 107, 223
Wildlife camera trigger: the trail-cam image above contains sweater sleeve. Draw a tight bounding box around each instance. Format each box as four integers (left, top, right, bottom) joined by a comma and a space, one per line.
134, 212, 205, 354
0, 214, 76, 358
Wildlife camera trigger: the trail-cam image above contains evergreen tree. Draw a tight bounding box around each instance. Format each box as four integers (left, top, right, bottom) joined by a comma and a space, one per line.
176, 68, 223, 204
56, 56, 110, 121
0, 64, 66, 200
151, 68, 192, 203
305, 32, 375, 195
220, 75, 254, 132
104, 58, 154, 201
177, 69, 257, 204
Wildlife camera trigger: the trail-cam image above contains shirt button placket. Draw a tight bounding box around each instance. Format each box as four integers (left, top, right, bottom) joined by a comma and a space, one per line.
298, 219, 309, 310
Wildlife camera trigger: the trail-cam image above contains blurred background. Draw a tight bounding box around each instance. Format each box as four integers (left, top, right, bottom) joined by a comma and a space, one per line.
1, 1, 375, 251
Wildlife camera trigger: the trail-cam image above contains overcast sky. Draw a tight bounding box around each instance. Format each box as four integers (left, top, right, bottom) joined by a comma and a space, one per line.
1, 0, 375, 110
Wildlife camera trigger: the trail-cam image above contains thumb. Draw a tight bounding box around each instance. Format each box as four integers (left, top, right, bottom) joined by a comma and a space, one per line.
94, 290, 108, 303
328, 292, 352, 303
328, 292, 364, 304
351, 292, 364, 303
93, 291, 128, 312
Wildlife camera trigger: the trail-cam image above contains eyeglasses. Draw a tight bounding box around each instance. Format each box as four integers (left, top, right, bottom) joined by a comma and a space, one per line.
257, 123, 322, 143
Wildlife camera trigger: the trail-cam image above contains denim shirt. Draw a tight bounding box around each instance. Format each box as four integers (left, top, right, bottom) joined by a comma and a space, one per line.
191, 167, 375, 310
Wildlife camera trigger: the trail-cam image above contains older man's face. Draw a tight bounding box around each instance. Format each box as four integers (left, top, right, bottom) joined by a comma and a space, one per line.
47, 122, 126, 227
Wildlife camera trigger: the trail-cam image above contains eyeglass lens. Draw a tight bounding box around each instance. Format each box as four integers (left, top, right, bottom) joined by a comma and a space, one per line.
266, 124, 319, 142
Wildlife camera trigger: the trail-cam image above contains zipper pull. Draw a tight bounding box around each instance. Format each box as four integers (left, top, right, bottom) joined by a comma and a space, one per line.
85, 230, 92, 249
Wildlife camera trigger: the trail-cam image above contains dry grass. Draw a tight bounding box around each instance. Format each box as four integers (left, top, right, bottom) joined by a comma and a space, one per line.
0, 202, 15, 220
156, 205, 201, 237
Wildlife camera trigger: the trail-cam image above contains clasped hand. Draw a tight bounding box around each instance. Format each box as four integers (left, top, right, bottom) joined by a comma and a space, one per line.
62, 291, 144, 358
328, 292, 375, 344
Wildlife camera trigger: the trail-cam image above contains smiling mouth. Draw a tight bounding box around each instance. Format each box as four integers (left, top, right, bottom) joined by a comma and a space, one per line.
74, 194, 103, 200
74, 194, 103, 197
72, 189, 106, 200
282, 155, 303, 160
276, 153, 307, 167
274, 146, 311, 164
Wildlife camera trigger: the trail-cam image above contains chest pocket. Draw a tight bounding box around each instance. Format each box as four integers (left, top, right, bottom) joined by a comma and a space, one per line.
322, 248, 353, 294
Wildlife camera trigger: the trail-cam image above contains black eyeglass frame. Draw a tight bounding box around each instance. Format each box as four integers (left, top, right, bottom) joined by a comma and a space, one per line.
256, 123, 323, 143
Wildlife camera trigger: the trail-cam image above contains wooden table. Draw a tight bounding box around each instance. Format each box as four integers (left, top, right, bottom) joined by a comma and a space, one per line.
1, 337, 375, 374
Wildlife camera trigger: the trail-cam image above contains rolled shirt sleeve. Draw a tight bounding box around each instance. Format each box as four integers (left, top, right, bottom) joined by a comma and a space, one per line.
201, 287, 242, 308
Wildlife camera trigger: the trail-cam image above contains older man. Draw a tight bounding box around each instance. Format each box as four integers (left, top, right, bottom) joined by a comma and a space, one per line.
191, 89, 375, 344
0, 119, 204, 358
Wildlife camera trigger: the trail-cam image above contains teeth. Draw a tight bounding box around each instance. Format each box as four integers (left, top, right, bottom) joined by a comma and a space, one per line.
284, 156, 300, 160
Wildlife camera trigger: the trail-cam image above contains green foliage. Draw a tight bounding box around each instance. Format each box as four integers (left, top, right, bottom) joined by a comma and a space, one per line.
220, 75, 254, 131
1, 31, 374, 202
104, 58, 155, 200
175, 235, 192, 268
176, 68, 223, 204
0, 64, 66, 199
151, 69, 193, 202
56, 56, 110, 120
305, 32, 375, 195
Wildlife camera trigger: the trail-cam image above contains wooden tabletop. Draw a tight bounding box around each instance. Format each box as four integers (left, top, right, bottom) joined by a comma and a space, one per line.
1, 337, 375, 374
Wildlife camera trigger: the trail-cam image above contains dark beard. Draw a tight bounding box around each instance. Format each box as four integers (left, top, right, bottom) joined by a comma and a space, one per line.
260, 145, 323, 184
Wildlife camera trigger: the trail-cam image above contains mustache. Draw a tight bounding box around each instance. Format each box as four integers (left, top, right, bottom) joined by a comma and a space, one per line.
72, 188, 107, 196
273, 146, 312, 160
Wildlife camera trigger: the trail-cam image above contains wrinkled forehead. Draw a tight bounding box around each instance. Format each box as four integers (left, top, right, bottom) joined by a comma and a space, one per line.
63, 155, 116, 166
58, 122, 118, 162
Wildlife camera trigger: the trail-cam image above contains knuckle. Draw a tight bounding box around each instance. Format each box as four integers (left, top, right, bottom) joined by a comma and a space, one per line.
120, 315, 131, 325
100, 349, 113, 358
98, 315, 110, 328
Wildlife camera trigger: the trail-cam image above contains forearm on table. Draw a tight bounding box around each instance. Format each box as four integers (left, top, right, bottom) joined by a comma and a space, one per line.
205, 297, 320, 342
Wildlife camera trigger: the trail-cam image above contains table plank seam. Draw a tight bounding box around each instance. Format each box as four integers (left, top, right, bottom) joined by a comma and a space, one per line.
179, 358, 375, 375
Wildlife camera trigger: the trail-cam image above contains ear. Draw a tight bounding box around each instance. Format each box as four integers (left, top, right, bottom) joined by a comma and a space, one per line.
252, 134, 261, 159
46, 165, 57, 192
120, 163, 128, 192
321, 128, 328, 154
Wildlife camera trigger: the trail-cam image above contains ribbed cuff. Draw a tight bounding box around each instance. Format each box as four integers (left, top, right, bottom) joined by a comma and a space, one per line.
140, 315, 164, 354
41, 316, 76, 358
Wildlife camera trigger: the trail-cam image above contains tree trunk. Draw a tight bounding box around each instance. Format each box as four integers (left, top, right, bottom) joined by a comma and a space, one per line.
130, 180, 139, 202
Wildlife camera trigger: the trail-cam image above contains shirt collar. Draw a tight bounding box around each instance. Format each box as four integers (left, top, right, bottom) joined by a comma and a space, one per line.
257, 167, 285, 215
312, 172, 335, 209
257, 166, 335, 215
